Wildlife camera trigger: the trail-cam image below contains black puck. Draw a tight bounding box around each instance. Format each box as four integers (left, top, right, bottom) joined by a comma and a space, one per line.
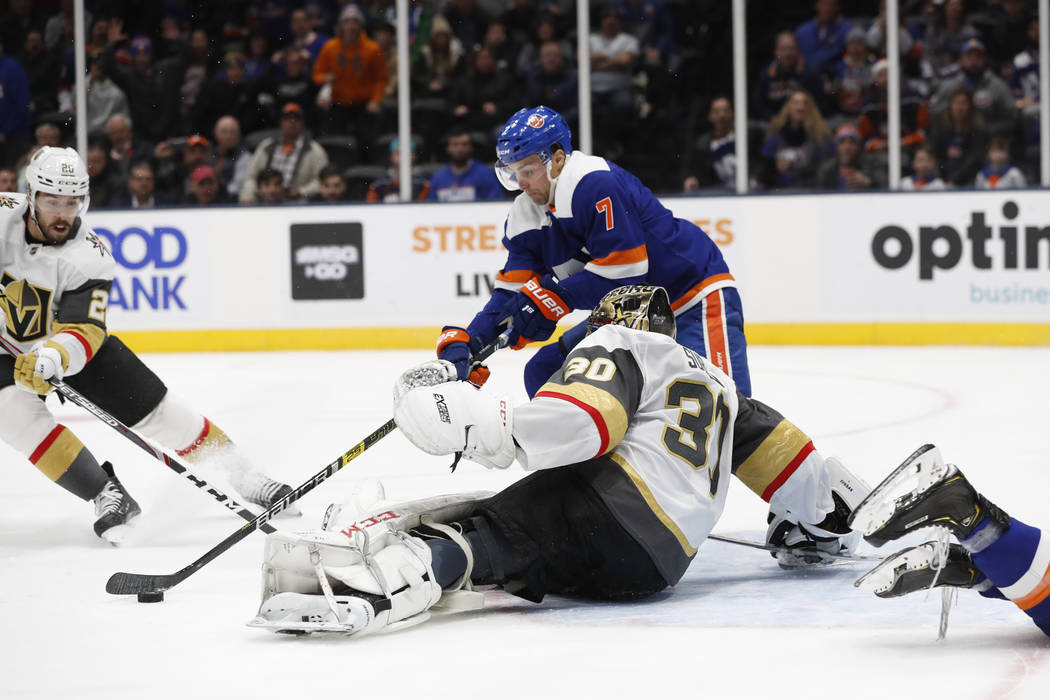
137, 591, 165, 603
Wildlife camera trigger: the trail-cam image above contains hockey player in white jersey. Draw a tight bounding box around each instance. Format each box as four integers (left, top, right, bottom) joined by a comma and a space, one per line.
0, 146, 294, 542
250, 285, 870, 636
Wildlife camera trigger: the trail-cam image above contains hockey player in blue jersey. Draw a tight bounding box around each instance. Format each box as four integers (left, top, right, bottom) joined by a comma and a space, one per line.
851, 444, 1050, 638
435, 105, 751, 398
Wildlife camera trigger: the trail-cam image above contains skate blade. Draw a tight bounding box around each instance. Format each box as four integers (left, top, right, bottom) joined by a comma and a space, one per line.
246, 617, 353, 634
854, 543, 939, 595
848, 444, 946, 536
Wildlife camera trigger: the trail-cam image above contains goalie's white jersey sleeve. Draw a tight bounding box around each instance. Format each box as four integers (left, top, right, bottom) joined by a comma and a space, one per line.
513, 324, 738, 583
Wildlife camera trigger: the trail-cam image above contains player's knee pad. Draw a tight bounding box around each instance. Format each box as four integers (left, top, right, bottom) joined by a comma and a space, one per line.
0, 385, 58, 454
132, 393, 215, 457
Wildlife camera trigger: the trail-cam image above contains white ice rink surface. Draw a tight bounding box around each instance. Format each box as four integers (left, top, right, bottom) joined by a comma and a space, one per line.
2, 344, 1049, 699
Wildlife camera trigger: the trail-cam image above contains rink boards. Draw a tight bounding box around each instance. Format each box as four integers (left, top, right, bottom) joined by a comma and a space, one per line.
86, 188, 1050, 352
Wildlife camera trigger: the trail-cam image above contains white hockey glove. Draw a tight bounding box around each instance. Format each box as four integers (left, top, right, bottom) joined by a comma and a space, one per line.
392, 359, 459, 404
394, 381, 515, 470
766, 457, 870, 568
13, 342, 67, 395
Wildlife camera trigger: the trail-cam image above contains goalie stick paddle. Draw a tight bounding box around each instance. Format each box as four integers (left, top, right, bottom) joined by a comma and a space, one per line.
0, 336, 275, 535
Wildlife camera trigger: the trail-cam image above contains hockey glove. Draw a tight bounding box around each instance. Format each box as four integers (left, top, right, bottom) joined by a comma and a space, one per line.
13, 341, 67, 395
436, 326, 490, 386
506, 275, 574, 350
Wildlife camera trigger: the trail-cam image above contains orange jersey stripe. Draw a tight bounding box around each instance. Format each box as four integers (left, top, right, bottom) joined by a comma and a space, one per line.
704, 291, 729, 375
1015, 561, 1050, 611
589, 244, 648, 268
671, 273, 736, 311
495, 269, 537, 283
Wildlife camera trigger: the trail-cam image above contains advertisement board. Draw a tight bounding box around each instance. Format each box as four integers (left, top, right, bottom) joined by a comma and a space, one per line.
85, 189, 1049, 351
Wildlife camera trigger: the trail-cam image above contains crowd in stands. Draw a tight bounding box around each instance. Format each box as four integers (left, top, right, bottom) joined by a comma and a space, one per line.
0, 0, 1042, 207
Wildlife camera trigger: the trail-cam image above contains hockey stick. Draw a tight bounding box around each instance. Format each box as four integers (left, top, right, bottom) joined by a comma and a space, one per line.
708, 533, 882, 562
105, 335, 508, 596
0, 335, 276, 535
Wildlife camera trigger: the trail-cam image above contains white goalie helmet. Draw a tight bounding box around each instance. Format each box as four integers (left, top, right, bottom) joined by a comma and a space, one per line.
25, 146, 91, 223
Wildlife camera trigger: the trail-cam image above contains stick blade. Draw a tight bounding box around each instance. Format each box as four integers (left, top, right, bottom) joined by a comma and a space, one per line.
106, 571, 180, 595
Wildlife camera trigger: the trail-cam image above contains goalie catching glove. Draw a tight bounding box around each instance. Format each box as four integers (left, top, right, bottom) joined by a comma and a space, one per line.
394, 381, 516, 470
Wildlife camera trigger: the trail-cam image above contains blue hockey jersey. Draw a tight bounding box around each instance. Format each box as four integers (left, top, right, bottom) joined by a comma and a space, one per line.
428, 160, 505, 202
467, 152, 734, 343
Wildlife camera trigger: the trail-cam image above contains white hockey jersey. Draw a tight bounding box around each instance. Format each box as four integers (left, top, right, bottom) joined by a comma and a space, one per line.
0, 193, 114, 375
513, 324, 835, 585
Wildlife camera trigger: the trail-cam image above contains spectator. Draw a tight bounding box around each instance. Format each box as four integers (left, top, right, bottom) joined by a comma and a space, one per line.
106, 113, 153, 179
154, 133, 213, 200
86, 18, 109, 60
481, 19, 518, 74
308, 164, 348, 203
0, 39, 31, 167
244, 30, 274, 83
194, 51, 266, 136
901, 145, 947, 190
795, 0, 852, 77
930, 88, 989, 187
254, 167, 287, 204
11, 121, 61, 187
975, 136, 1027, 189
0, 166, 17, 191
185, 164, 231, 204
240, 102, 329, 203
43, 0, 76, 52
757, 90, 832, 190
1009, 17, 1040, 160
212, 115, 252, 199
269, 48, 318, 128
313, 4, 387, 151
178, 28, 215, 120
18, 29, 60, 116
522, 40, 579, 129
930, 38, 1016, 138
367, 138, 430, 202
112, 161, 177, 208
451, 48, 517, 134
858, 59, 930, 154
86, 142, 125, 208
988, 0, 1033, 68
411, 15, 466, 102
428, 127, 504, 202
816, 123, 886, 191
921, 0, 978, 85
0, 1, 44, 59
589, 5, 640, 156
85, 57, 129, 137
283, 8, 328, 65
371, 21, 399, 111
832, 27, 873, 119
754, 31, 824, 120
101, 22, 183, 144
683, 96, 737, 192
616, 0, 674, 67
865, 0, 922, 69
444, 0, 491, 52
515, 15, 571, 78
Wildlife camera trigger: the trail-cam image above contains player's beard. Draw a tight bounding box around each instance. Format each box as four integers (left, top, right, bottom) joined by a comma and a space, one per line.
41, 216, 75, 244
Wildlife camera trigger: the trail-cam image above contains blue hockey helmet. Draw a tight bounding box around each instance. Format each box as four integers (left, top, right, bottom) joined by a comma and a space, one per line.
494, 106, 572, 190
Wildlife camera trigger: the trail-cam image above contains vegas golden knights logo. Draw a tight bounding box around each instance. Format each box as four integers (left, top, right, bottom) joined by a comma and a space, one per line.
0, 273, 53, 343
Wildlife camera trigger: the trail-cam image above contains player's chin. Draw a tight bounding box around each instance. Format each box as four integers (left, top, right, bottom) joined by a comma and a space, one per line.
47, 223, 73, 242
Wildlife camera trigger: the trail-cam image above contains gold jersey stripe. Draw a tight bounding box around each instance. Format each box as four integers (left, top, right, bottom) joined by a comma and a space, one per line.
536, 380, 629, 452
735, 419, 812, 499
608, 452, 698, 557
35, 428, 87, 481
52, 321, 107, 357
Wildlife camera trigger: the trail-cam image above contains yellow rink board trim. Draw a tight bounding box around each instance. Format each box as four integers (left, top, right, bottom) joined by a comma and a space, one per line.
113, 323, 1050, 353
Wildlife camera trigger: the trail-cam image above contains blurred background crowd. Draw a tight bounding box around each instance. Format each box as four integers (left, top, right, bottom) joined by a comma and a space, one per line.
0, 0, 1043, 207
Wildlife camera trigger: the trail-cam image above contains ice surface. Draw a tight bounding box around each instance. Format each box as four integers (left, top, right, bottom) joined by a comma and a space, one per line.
2, 345, 1049, 699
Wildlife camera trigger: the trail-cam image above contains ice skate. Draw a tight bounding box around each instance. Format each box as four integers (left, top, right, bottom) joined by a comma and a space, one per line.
855, 542, 984, 598
848, 444, 1010, 548
229, 467, 300, 517
93, 463, 141, 545
248, 591, 375, 635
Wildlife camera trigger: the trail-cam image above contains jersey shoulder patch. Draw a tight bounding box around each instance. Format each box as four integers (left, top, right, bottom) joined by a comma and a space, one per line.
505, 192, 549, 241
60, 228, 117, 282
553, 153, 612, 218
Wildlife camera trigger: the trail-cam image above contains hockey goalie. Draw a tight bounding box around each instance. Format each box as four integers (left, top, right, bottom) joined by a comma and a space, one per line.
249, 285, 870, 636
